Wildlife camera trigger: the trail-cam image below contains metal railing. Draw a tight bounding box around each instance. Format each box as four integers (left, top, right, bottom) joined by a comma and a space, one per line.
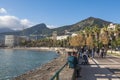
50, 62, 68, 80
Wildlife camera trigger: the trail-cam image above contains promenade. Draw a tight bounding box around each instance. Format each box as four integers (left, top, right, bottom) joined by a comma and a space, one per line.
77, 55, 120, 80
13, 48, 120, 80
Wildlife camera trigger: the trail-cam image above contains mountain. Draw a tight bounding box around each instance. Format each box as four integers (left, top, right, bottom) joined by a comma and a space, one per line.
0, 23, 52, 36
0, 28, 14, 33
53, 17, 111, 34
0, 17, 113, 36
70, 17, 111, 31
23, 23, 52, 36
52, 25, 72, 35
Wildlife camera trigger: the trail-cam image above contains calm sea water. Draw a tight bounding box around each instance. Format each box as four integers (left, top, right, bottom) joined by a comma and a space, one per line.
0, 49, 58, 80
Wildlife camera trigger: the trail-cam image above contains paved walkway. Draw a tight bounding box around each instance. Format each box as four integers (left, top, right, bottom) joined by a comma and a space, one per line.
59, 66, 74, 80
77, 58, 120, 80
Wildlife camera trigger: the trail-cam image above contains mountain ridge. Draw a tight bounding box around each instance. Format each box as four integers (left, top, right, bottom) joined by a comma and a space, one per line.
0, 17, 115, 36
0, 28, 14, 33
52, 17, 112, 35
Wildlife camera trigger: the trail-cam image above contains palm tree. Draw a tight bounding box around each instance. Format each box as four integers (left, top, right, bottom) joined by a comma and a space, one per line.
86, 34, 94, 49
84, 27, 91, 38
99, 27, 109, 49
114, 24, 120, 39
92, 26, 100, 40
92, 26, 100, 47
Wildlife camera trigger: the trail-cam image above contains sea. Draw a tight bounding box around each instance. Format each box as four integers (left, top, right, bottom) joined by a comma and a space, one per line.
0, 49, 58, 80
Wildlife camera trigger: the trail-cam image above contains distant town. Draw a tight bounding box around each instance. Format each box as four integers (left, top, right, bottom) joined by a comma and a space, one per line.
0, 23, 119, 48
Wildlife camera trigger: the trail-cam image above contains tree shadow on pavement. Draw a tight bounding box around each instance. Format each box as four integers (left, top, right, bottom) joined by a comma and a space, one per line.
76, 58, 120, 80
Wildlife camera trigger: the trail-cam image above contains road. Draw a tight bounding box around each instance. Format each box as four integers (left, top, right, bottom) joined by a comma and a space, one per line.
77, 55, 120, 80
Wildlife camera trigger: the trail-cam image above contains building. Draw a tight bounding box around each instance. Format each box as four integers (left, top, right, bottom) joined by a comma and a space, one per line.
5, 35, 19, 47
0, 35, 5, 46
107, 23, 116, 31
50, 30, 78, 40
56, 35, 69, 40
20, 36, 29, 40
52, 31, 57, 40
5, 35, 28, 47
71, 33, 78, 37
29, 35, 46, 41
0, 39, 4, 47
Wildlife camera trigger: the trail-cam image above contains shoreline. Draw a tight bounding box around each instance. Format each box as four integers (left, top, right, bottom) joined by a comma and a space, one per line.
1, 47, 56, 51
13, 47, 69, 80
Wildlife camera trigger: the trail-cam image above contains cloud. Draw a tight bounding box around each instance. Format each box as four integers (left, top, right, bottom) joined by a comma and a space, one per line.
0, 15, 32, 30
21, 19, 32, 27
0, 8, 7, 14
47, 25, 57, 29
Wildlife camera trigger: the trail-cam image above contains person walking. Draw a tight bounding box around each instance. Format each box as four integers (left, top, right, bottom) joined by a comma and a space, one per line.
73, 52, 81, 78
67, 52, 80, 79
82, 51, 89, 64
96, 47, 100, 57
101, 46, 105, 58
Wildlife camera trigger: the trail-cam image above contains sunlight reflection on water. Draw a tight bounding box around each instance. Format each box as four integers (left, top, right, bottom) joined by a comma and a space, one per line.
0, 49, 58, 80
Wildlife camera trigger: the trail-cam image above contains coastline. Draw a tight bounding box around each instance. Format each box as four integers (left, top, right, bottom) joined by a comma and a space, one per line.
13, 47, 69, 80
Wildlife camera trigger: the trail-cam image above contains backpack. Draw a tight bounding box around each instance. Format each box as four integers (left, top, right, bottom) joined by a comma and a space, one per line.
67, 56, 77, 68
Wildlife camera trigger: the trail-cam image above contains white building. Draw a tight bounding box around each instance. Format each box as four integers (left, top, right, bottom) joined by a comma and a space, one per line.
5, 35, 29, 47
56, 33, 78, 40
107, 23, 116, 31
56, 35, 69, 40
5, 35, 19, 47
71, 33, 78, 37
52, 31, 57, 40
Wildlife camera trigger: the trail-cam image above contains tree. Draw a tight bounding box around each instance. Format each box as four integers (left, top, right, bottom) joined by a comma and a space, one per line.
84, 27, 91, 37
99, 30, 109, 48
69, 34, 85, 48
92, 26, 100, 40
86, 34, 94, 49
114, 25, 120, 39
116, 37, 120, 47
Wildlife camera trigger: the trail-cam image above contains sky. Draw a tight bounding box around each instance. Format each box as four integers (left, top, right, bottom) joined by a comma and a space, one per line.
0, 0, 120, 30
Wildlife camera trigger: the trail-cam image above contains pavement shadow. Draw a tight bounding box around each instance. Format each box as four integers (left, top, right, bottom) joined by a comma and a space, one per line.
77, 58, 120, 80
108, 68, 120, 74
